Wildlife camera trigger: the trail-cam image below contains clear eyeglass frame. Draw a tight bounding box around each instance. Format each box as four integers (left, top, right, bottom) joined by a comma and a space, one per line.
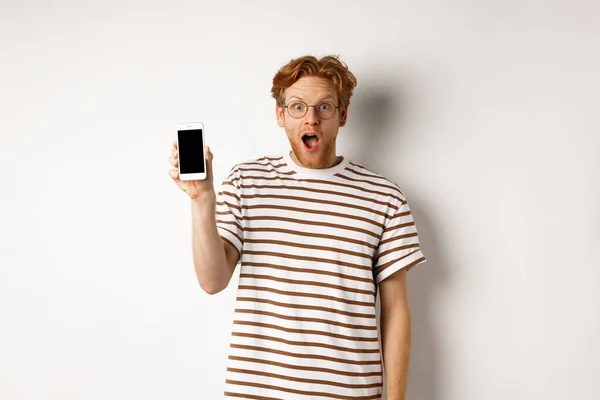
284, 100, 339, 119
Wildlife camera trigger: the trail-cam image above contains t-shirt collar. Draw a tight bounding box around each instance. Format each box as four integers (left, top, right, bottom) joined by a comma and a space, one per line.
283, 150, 350, 179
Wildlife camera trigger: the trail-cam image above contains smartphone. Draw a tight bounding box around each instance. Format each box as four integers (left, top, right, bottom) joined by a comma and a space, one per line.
177, 122, 207, 181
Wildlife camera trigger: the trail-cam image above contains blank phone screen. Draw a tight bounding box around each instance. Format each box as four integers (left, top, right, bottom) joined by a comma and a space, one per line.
178, 129, 205, 174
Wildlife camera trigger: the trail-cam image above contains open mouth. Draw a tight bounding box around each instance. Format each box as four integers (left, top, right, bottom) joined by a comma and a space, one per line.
302, 134, 319, 151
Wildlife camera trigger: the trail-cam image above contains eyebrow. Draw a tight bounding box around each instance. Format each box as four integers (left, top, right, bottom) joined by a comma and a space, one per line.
288, 95, 336, 102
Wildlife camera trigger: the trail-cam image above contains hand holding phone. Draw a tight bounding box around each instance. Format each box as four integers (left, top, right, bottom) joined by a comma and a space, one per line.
168, 122, 215, 200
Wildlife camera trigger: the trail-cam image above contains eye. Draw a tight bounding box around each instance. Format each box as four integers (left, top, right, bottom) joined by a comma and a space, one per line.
290, 102, 305, 111
318, 102, 331, 110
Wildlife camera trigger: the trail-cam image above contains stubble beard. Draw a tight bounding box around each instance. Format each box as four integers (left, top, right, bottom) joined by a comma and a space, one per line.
288, 136, 337, 169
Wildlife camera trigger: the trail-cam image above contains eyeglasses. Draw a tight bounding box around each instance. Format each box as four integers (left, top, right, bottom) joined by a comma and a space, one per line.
284, 100, 339, 119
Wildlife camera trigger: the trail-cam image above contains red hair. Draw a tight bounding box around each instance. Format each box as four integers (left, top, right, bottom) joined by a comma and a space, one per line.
271, 55, 358, 108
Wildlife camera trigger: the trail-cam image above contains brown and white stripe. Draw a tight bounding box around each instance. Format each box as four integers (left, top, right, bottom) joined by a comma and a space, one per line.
216, 152, 427, 399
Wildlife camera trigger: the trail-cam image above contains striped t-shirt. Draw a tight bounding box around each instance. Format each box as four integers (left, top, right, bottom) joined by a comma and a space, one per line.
215, 150, 427, 399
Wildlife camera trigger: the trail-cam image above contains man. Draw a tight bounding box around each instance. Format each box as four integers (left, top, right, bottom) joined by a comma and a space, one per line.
168, 55, 427, 400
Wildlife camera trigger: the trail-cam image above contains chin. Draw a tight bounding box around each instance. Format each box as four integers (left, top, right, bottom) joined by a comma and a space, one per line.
296, 151, 327, 169
290, 145, 316, 166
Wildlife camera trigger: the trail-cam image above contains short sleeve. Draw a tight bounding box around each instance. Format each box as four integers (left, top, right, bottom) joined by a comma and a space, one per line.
215, 166, 243, 257
373, 195, 427, 284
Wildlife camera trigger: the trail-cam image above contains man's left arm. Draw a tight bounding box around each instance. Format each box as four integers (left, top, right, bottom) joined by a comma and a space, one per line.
379, 268, 411, 400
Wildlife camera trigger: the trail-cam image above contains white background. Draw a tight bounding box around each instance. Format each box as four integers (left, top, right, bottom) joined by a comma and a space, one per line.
1, 0, 598, 399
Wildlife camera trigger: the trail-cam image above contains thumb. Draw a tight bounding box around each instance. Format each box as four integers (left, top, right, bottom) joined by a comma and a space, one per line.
206, 146, 214, 175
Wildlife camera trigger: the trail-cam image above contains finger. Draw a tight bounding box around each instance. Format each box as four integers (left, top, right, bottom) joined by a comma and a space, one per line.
171, 172, 191, 195
168, 156, 179, 168
206, 146, 213, 174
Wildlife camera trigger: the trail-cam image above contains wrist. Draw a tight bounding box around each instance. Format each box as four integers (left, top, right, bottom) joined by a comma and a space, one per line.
191, 192, 216, 215
191, 189, 216, 203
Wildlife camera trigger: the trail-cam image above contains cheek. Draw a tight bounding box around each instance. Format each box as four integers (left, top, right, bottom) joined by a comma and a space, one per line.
322, 121, 340, 137
283, 125, 296, 140
283, 120, 301, 136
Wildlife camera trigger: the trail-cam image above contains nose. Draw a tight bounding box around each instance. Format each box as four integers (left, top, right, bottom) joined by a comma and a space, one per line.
304, 106, 320, 125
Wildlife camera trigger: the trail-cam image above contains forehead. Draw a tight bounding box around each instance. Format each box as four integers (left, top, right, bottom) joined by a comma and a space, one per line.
285, 76, 337, 102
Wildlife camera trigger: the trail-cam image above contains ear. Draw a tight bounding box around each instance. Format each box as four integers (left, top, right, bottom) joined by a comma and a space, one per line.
276, 104, 285, 127
339, 106, 348, 127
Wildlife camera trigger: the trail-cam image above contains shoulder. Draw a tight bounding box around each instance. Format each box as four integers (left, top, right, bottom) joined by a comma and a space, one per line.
237, 154, 286, 169
343, 159, 407, 204
225, 154, 287, 179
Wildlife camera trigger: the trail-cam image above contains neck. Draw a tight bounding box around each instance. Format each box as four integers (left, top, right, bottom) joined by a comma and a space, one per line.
290, 151, 342, 169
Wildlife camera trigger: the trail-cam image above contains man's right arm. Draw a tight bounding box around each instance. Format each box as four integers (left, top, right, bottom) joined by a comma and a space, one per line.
191, 193, 239, 295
